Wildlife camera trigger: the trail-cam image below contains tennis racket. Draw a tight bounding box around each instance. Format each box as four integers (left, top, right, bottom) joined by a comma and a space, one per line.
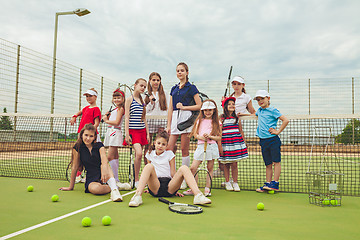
194, 141, 212, 196
101, 105, 115, 123
128, 135, 135, 189
66, 161, 85, 183
158, 198, 203, 215
224, 66, 233, 97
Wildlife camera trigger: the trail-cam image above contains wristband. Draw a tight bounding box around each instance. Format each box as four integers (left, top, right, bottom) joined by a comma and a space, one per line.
72, 115, 77, 118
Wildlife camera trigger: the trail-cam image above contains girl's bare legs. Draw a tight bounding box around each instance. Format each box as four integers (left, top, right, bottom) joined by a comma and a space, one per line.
108, 146, 119, 181
88, 182, 111, 195
167, 134, 178, 153
168, 165, 201, 195
206, 160, 214, 188
180, 133, 190, 164
133, 143, 143, 182
143, 133, 154, 165
223, 163, 231, 182
135, 164, 160, 196
230, 162, 238, 182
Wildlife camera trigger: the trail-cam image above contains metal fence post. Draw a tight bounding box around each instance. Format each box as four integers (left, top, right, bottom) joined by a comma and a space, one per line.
79, 68, 83, 111
99, 76, 104, 136
267, 80, 270, 93
13, 45, 21, 141
352, 77, 355, 144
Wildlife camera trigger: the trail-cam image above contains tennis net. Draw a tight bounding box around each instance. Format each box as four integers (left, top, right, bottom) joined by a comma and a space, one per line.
0, 113, 359, 196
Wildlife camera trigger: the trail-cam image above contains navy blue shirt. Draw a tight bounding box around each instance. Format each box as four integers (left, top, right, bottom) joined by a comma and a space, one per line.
74, 142, 104, 180
170, 82, 199, 110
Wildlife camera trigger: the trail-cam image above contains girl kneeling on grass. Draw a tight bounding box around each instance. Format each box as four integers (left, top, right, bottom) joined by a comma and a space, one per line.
128, 131, 211, 207
60, 123, 123, 202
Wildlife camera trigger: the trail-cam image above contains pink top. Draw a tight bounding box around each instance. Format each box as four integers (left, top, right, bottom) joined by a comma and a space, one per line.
197, 119, 216, 144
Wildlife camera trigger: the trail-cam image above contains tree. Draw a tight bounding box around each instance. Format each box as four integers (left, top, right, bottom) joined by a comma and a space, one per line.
0, 108, 13, 130
336, 119, 360, 144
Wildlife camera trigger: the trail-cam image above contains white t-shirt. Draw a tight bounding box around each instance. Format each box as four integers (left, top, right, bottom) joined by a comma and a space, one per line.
146, 91, 169, 116
234, 93, 251, 115
145, 150, 175, 178
108, 107, 124, 128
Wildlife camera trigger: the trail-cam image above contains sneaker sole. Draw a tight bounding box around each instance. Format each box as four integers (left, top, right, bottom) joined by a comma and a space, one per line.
263, 186, 279, 191
129, 202, 142, 207
256, 188, 265, 192
112, 198, 123, 202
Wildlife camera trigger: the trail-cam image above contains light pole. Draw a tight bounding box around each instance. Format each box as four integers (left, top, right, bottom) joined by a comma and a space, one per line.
50, 8, 91, 115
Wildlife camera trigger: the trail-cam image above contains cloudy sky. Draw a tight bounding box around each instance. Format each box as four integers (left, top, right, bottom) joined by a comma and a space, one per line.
1, 0, 359, 114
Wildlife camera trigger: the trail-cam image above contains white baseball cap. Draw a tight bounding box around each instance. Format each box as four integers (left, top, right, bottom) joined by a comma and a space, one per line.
232, 76, 245, 84
201, 101, 216, 110
83, 89, 98, 96
253, 90, 270, 100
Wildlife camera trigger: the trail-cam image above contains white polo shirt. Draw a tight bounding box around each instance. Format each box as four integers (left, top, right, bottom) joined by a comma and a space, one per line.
145, 150, 175, 178
234, 93, 251, 115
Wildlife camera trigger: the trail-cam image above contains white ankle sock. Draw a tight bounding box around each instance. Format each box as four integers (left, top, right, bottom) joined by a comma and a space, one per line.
109, 159, 119, 182
182, 156, 190, 166
107, 177, 117, 191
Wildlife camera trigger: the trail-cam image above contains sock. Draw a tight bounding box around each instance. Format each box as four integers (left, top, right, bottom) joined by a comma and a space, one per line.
109, 159, 119, 182
182, 156, 190, 166
107, 177, 117, 191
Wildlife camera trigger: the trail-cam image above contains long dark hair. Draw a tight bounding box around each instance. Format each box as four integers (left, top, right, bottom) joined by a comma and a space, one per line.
148, 131, 169, 153
74, 123, 97, 151
221, 99, 238, 124
145, 72, 167, 111
177, 62, 189, 87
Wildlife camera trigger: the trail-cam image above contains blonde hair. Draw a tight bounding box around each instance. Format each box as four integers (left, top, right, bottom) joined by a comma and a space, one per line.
190, 99, 221, 138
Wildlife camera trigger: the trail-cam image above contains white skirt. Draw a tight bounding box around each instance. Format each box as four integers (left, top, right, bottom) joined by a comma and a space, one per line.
193, 143, 220, 161
170, 110, 193, 135
104, 127, 123, 147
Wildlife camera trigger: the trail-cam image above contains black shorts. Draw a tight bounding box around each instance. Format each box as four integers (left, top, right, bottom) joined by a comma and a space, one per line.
259, 135, 282, 166
148, 177, 178, 197
84, 177, 102, 193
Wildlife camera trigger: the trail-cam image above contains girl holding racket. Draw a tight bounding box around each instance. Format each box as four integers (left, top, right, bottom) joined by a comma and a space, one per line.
70, 88, 102, 183
60, 124, 123, 202
128, 131, 211, 207
229, 76, 256, 116
219, 97, 248, 191
166, 62, 202, 189
144, 72, 169, 165
183, 100, 221, 197
124, 78, 150, 188
102, 88, 131, 190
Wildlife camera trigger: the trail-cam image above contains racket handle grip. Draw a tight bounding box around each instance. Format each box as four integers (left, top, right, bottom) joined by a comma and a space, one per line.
158, 198, 170, 204
204, 141, 208, 151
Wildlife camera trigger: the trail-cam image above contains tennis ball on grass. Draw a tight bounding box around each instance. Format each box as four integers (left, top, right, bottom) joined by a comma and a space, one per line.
51, 194, 59, 202
268, 190, 274, 194
27, 185, 34, 192
257, 202, 265, 210
82, 217, 92, 227
102, 216, 112, 226
330, 199, 338, 205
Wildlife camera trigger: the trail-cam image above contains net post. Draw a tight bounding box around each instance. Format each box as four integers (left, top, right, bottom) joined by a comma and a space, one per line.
14, 44, 21, 141
267, 79, 269, 93
79, 68, 83, 111
100, 76, 104, 136
352, 77, 355, 144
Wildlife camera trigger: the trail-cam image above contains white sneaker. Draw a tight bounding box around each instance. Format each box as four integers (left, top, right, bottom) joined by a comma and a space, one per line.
134, 181, 139, 189
180, 180, 187, 190
129, 193, 143, 207
117, 182, 132, 191
204, 187, 211, 197
75, 175, 82, 184
110, 189, 123, 202
225, 182, 234, 191
80, 176, 86, 183
233, 182, 240, 192
193, 193, 211, 205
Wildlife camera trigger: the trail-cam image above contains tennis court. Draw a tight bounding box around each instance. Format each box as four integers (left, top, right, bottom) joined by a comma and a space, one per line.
1, 177, 360, 240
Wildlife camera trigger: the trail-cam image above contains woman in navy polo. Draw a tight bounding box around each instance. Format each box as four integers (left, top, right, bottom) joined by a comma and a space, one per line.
165, 62, 202, 189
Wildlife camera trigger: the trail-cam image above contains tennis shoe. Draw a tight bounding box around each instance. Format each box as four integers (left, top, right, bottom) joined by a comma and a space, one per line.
193, 193, 211, 205
180, 180, 187, 190
263, 181, 279, 191
204, 187, 211, 197
256, 182, 270, 192
117, 182, 132, 191
183, 189, 194, 196
110, 189, 123, 202
233, 182, 240, 192
134, 181, 139, 189
225, 182, 234, 191
80, 176, 86, 183
129, 193, 143, 207
75, 175, 82, 183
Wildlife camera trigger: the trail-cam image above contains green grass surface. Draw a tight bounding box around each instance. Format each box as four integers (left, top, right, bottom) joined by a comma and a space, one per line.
1, 177, 360, 240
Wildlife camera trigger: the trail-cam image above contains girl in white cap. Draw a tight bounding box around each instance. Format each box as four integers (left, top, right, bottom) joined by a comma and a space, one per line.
183, 99, 221, 197
70, 88, 102, 183
229, 76, 255, 116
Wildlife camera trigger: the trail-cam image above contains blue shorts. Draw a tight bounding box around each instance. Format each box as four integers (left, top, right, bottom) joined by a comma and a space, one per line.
259, 136, 281, 166
148, 177, 178, 197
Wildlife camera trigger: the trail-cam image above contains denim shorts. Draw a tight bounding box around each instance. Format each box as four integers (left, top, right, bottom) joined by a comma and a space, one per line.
259, 135, 281, 166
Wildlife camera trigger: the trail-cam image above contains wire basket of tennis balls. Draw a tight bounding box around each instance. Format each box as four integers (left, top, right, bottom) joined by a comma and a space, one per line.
305, 127, 344, 207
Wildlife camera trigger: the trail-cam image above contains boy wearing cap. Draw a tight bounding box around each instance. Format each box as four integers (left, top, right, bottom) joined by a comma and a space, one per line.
254, 90, 289, 192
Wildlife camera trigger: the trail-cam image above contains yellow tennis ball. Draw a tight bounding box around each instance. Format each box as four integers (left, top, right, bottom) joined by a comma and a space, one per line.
268, 190, 274, 194
51, 194, 59, 202
330, 200, 338, 206
27, 185, 34, 192
257, 202, 265, 210
102, 216, 111, 226
323, 200, 330, 205
82, 217, 92, 227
